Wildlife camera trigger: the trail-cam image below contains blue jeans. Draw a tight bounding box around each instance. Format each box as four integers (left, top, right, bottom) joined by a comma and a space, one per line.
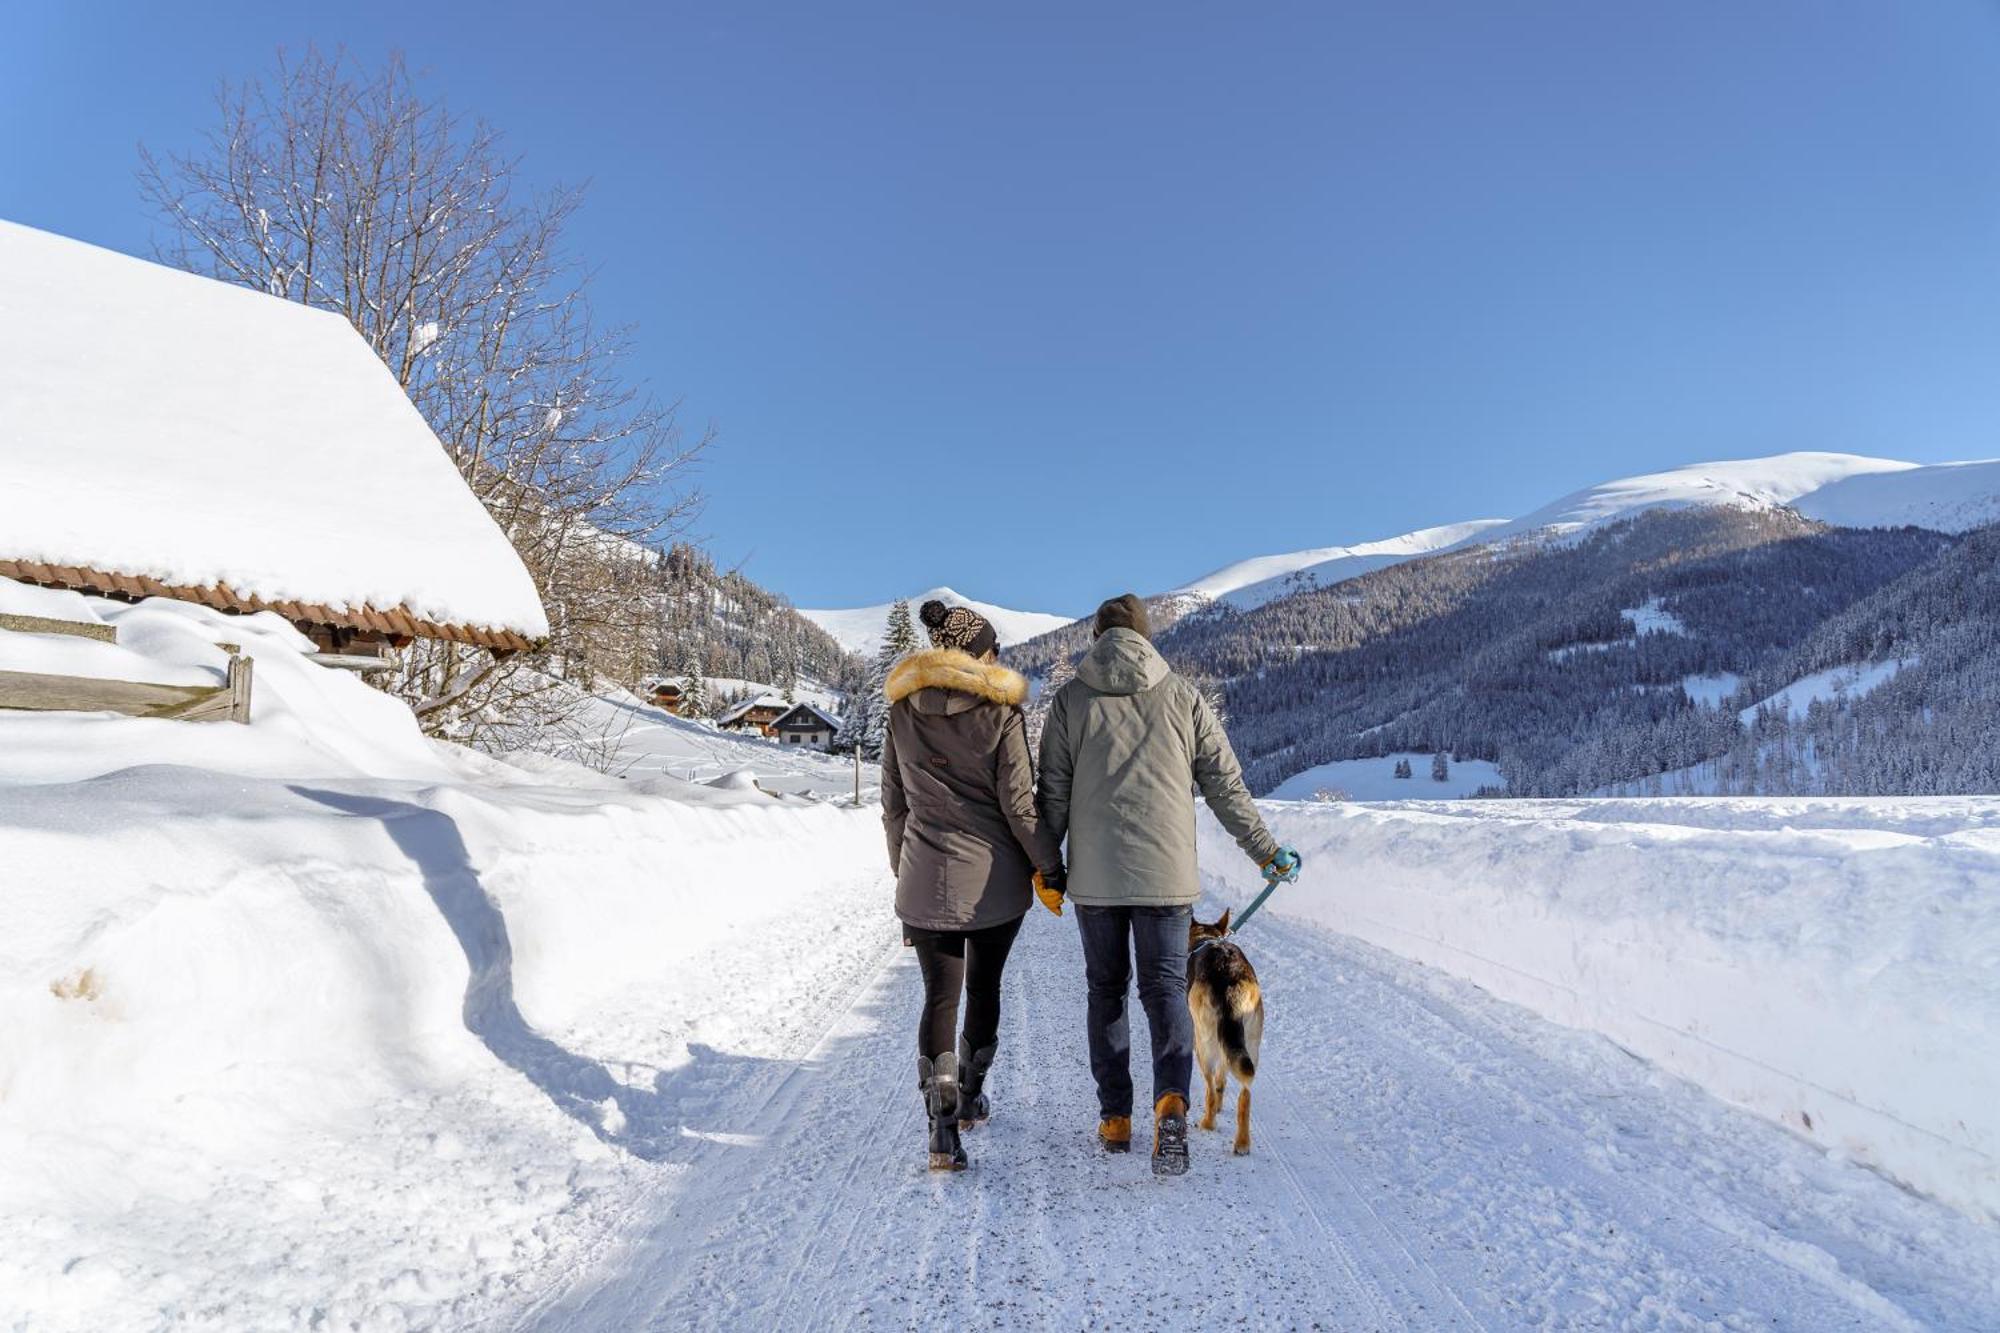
1074, 904, 1193, 1117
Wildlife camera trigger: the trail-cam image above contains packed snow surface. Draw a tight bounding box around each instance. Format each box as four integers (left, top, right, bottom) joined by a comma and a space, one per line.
0, 219, 547, 638
1172, 519, 1508, 609
799, 585, 1073, 655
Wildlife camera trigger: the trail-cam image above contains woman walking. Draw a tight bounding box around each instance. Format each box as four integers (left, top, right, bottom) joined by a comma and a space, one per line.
881, 599, 1065, 1171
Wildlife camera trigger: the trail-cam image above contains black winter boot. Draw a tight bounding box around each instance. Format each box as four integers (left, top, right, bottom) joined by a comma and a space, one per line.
957, 1037, 997, 1130
918, 1053, 967, 1172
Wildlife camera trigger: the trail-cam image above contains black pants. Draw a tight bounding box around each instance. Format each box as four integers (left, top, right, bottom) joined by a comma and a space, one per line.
1074, 903, 1194, 1117
904, 915, 1024, 1061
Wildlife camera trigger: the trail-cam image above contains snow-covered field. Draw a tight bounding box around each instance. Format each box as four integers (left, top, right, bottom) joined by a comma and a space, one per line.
6, 583, 1998, 1330
1205, 795, 2000, 1221
1266, 752, 1504, 800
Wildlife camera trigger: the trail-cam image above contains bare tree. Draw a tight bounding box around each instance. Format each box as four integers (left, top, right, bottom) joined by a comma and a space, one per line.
140, 46, 705, 743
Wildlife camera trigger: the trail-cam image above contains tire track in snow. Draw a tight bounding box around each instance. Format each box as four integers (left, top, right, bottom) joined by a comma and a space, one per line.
524, 874, 2000, 1330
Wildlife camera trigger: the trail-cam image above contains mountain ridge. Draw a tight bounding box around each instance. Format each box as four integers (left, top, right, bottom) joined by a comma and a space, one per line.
799, 585, 1075, 657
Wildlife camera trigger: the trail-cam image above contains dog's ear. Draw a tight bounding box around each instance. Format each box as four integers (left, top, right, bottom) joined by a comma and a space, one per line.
1217, 907, 1231, 934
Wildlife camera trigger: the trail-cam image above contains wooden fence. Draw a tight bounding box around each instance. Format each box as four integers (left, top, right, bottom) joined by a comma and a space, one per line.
0, 615, 253, 724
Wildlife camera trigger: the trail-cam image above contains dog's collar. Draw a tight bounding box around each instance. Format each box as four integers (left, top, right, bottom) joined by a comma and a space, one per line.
1188, 936, 1229, 962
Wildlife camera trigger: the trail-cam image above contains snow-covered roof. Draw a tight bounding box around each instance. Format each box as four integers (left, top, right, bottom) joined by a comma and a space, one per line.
715, 694, 791, 725
0, 220, 549, 646
773, 701, 841, 730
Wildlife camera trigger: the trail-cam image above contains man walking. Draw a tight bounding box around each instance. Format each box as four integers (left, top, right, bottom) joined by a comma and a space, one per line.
1035, 594, 1298, 1175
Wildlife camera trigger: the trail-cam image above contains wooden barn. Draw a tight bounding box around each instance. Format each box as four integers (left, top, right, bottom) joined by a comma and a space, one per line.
0, 220, 549, 669
650, 680, 688, 713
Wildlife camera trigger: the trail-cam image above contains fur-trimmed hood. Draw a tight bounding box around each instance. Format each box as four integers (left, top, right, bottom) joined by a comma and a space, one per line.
885, 648, 1028, 708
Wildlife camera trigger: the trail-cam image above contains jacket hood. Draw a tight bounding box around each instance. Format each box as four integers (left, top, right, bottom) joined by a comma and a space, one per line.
885, 648, 1028, 710
1076, 627, 1170, 696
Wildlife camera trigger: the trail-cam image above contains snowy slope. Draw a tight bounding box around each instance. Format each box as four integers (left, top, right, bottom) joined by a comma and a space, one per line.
1740, 657, 1915, 723
1173, 519, 1508, 609
1154, 451, 1994, 616
799, 585, 1073, 656
1476, 451, 1920, 545
1794, 458, 2000, 533
0, 220, 547, 638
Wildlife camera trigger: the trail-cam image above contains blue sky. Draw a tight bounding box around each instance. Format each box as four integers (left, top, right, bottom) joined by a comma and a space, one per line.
7, 3, 2000, 613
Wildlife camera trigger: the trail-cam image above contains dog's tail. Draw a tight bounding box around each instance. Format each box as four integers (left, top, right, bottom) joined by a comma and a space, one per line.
1217, 1005, 1257, 1082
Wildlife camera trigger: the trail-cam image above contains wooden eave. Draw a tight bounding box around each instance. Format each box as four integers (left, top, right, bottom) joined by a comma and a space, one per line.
0, 558, 539, 653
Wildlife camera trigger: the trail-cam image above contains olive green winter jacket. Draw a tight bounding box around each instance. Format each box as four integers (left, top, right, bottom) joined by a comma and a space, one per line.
1036, 628, 1278, 908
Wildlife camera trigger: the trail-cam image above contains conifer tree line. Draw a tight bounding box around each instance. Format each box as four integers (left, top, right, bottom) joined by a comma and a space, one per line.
1005, 507, 1993, 799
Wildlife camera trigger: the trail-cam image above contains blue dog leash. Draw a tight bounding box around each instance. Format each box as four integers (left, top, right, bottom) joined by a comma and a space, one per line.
1191, 858, 1301, 960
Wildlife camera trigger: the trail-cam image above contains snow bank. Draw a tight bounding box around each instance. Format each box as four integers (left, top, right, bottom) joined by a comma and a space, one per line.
1201, 796, 2000, 1221
0, 220, 546, 638
0, 581, 892, 1329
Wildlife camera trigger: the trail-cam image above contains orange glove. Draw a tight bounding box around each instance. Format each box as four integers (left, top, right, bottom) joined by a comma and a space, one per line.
1033, 870, 1066, 917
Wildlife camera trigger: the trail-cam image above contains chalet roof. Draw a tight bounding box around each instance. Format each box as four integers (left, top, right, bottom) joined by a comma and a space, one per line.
0, 220, 548, 648
773, 701, 841, 731
715, 694, 791, 725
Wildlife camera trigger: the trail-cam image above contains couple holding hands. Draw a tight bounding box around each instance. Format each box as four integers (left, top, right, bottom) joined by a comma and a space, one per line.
880, 593, 1299, 1176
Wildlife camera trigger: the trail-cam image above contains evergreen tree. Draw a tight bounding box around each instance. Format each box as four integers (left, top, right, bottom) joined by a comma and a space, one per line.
1394, 758, 1412, 779
680, 647, 709, 719
1431, 751, 1450, 782
859, 600, 921, 760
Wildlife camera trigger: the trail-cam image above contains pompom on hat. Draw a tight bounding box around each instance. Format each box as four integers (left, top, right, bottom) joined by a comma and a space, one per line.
919, 599, 999, 659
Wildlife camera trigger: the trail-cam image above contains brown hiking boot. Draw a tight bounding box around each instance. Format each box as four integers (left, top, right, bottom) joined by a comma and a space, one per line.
1097, 1115, 1132, 1153
1153, 1094, 1190, 1176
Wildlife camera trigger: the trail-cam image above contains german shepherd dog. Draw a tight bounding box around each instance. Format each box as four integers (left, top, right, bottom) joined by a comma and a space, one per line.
1186, 909, 1263, 1155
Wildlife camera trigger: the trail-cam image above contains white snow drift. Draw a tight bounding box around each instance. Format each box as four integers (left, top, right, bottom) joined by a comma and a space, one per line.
0, 583, 886, 1331
1205, 796, 2000, 1221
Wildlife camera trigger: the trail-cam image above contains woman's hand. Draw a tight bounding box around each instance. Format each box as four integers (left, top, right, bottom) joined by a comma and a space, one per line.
1033, 868, 1066, 916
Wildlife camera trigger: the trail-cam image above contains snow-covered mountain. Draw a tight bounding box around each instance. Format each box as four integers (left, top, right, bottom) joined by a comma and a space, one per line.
799, 586, 1075, 657
1476, 451, 1925, 544
1164, 451, 2000, 610
1791, 459, 2000, 534
1174, 519, 1510, 610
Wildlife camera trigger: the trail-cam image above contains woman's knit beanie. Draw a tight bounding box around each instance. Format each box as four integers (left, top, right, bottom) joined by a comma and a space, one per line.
919, 599, 999, 659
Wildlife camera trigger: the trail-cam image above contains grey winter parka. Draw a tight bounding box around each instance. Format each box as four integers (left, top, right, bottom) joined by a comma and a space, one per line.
1037, 628, 1278, 908
881, 649, 1065, 931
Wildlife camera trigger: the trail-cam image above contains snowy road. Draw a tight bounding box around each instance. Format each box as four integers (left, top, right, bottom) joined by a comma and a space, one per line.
521, 888, 2000, 1332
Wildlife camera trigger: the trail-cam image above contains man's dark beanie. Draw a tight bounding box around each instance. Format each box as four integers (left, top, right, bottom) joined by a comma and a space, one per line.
1093, 593, 1150, 640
